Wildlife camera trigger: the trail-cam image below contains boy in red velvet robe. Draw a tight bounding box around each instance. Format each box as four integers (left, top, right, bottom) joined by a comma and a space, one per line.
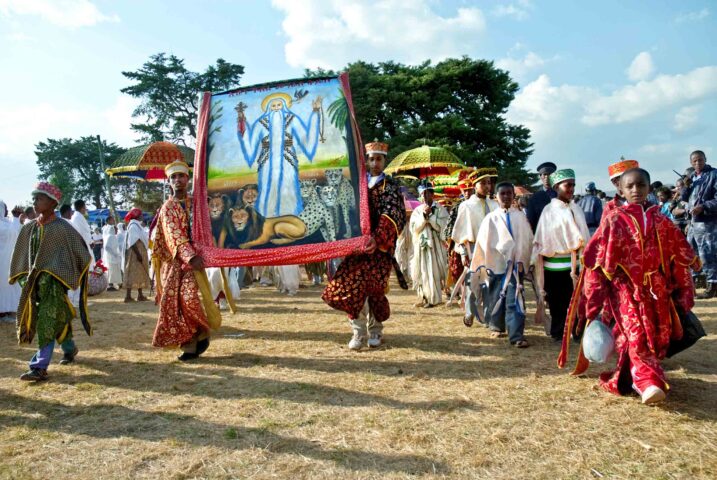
559, 168, 700, 405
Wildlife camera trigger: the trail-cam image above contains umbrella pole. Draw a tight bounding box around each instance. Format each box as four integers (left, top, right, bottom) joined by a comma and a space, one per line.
96, 135, 117, 220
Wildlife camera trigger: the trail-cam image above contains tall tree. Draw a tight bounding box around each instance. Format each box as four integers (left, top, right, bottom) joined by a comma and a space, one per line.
35, 137, 127, 208
121, 53, 245, 143
306, 58, 535, 186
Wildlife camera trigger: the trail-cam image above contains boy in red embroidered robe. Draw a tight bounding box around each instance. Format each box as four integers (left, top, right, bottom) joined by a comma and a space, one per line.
322, 141, 406, 350
559, 168, 699, 405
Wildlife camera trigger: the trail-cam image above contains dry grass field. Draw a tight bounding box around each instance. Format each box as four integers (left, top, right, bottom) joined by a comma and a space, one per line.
0, 279, 715, 479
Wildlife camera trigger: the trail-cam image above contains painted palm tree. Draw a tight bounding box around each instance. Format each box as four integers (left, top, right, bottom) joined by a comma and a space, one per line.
327, 89, 349, 133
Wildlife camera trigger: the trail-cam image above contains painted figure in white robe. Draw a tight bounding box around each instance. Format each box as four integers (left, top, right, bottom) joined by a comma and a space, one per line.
410, 186, 450, 307
236, 92, 322, 218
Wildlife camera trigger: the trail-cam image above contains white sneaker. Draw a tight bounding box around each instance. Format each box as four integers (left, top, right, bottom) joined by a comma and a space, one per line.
348, 333, 366, 350
641, 385, 666, 405
368, 332, 383, 348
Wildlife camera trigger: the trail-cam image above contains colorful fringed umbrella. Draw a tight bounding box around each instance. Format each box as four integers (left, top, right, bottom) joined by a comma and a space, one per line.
106, 141, 195, 181
384, 146, 465, 178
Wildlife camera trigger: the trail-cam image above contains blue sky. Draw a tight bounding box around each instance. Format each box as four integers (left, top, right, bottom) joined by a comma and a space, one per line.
0, 0, 715, 208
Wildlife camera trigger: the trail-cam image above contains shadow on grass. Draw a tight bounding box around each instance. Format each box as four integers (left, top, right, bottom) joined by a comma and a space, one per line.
206, 350, 563, 381
0, 391, 449, 475
659, 376, 717, 421
61, 357, 483, 413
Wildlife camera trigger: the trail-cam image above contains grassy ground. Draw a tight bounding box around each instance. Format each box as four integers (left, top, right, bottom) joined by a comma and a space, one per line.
0, 279, 715, 479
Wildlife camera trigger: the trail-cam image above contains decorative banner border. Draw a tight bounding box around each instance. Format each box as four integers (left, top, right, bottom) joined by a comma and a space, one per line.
191, 73, 371, 267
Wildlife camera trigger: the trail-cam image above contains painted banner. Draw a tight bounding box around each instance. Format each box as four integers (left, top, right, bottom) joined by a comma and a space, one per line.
192, 74, 371, 267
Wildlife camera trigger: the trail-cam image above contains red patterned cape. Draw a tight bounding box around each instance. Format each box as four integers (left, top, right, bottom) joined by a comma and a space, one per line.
152, 196, 210, 348
322, 176, 406, 321
559, 203, 699, 394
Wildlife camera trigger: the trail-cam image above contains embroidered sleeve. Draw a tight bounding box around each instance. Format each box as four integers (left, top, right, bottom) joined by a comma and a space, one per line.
159, 202, 196, 265
375, 183, 406, 252
580, 266, 608, 322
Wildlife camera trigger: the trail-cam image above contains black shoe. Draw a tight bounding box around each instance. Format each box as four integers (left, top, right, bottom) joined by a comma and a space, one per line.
195, 338, 210, 356
20, 368, 48, 382
177, 352, 199, 362
59, 347, 79, 365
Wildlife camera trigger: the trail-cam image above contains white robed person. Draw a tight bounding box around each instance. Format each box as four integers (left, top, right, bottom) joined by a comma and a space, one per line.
235, 92, 322, 218
0, 200, 21, 321
450, 167, 499, 325
101, 215, 122, 290
69, 199, 94, 306
470, 182, 534, 347
409, 184, 449, 307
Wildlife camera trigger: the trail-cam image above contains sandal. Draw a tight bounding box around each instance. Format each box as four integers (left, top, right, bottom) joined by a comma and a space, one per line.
490, 331, 506, 338
514, 340, 529, 348
463, 314, 474, 327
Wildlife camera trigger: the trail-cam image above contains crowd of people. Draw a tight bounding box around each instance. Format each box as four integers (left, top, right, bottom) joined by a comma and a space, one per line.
1, 147, 713, 406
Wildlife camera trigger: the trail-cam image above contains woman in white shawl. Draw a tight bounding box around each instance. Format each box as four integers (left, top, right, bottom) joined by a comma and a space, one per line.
101, 215, 122, 290
123, 208, 151, 302
410, 185, 450, 307
531, 169, 590, 341
0, 200, 21, 320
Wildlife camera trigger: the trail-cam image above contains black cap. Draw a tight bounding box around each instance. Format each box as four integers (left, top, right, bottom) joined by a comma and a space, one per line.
537, 162, 557, 175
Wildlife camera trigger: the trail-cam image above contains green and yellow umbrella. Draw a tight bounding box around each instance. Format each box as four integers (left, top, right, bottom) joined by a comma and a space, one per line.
384, 146, 465, 179
106, 141, 195, 181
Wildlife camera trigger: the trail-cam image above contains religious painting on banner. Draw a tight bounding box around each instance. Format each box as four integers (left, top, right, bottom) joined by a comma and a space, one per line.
192, 74, 372, 267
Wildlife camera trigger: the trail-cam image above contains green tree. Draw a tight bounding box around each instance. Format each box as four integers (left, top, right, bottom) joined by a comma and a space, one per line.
35, 137, 127, 208
121, 53, 245, 143
306, 58, 535, 186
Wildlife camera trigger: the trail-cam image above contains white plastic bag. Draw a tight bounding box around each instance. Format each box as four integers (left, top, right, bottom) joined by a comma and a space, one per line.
582, 319, 615, 363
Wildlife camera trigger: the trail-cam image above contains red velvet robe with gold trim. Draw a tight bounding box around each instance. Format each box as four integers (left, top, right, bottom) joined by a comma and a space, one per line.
322, 176, 406, 321
152, 196, 210, 348
559, 203, 699, 395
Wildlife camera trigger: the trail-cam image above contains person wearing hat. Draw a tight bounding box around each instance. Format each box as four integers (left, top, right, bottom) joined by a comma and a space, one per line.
9, 182, 92, 381
531, 169, 590, 342
323, 141, 407, 350
577, 181, 603, 236
450, 167, 499, 326
560, 167, 700, 404
443, 171, 475, 296
409, 183, 450, 307
122, 207, 150, 303
151, 160, 213, 361
526, 162, 557, 231
604, 157, 639, 216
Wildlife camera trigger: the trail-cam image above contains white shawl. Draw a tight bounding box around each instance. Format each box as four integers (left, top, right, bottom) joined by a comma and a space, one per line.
470, 207, 533, 282
450, 195, 499, 246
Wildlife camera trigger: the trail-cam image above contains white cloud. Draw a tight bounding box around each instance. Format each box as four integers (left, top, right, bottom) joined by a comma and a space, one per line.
626, 51, 655, 82
491, 0, 533, 20
270, 0, 485, 69
506, 74, 596, 138
673, 105, 701, 132
583, 66, 717, 126
675, 8, 710, 24
0, 0, 119, 28
0, 96, 138, 157
496, 51, 558, 81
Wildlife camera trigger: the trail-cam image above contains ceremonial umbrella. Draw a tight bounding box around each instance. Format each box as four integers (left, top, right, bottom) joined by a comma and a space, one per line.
384, 146, 465, 179
515, 185, 531, 196
106, 141, 195, 181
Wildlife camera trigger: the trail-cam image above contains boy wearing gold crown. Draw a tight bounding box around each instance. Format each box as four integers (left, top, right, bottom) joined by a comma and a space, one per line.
10, 182, 92, 381
322, 141, 406, 350
151, 161, 212, 361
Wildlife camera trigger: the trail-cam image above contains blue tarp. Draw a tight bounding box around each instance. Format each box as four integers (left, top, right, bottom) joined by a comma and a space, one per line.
87, 209, 153, 225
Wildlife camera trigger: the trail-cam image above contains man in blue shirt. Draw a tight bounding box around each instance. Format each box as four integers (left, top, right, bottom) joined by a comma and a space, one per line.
577, 181, 603, 236
526, 162, 557, 231
681, 150, 717, 299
